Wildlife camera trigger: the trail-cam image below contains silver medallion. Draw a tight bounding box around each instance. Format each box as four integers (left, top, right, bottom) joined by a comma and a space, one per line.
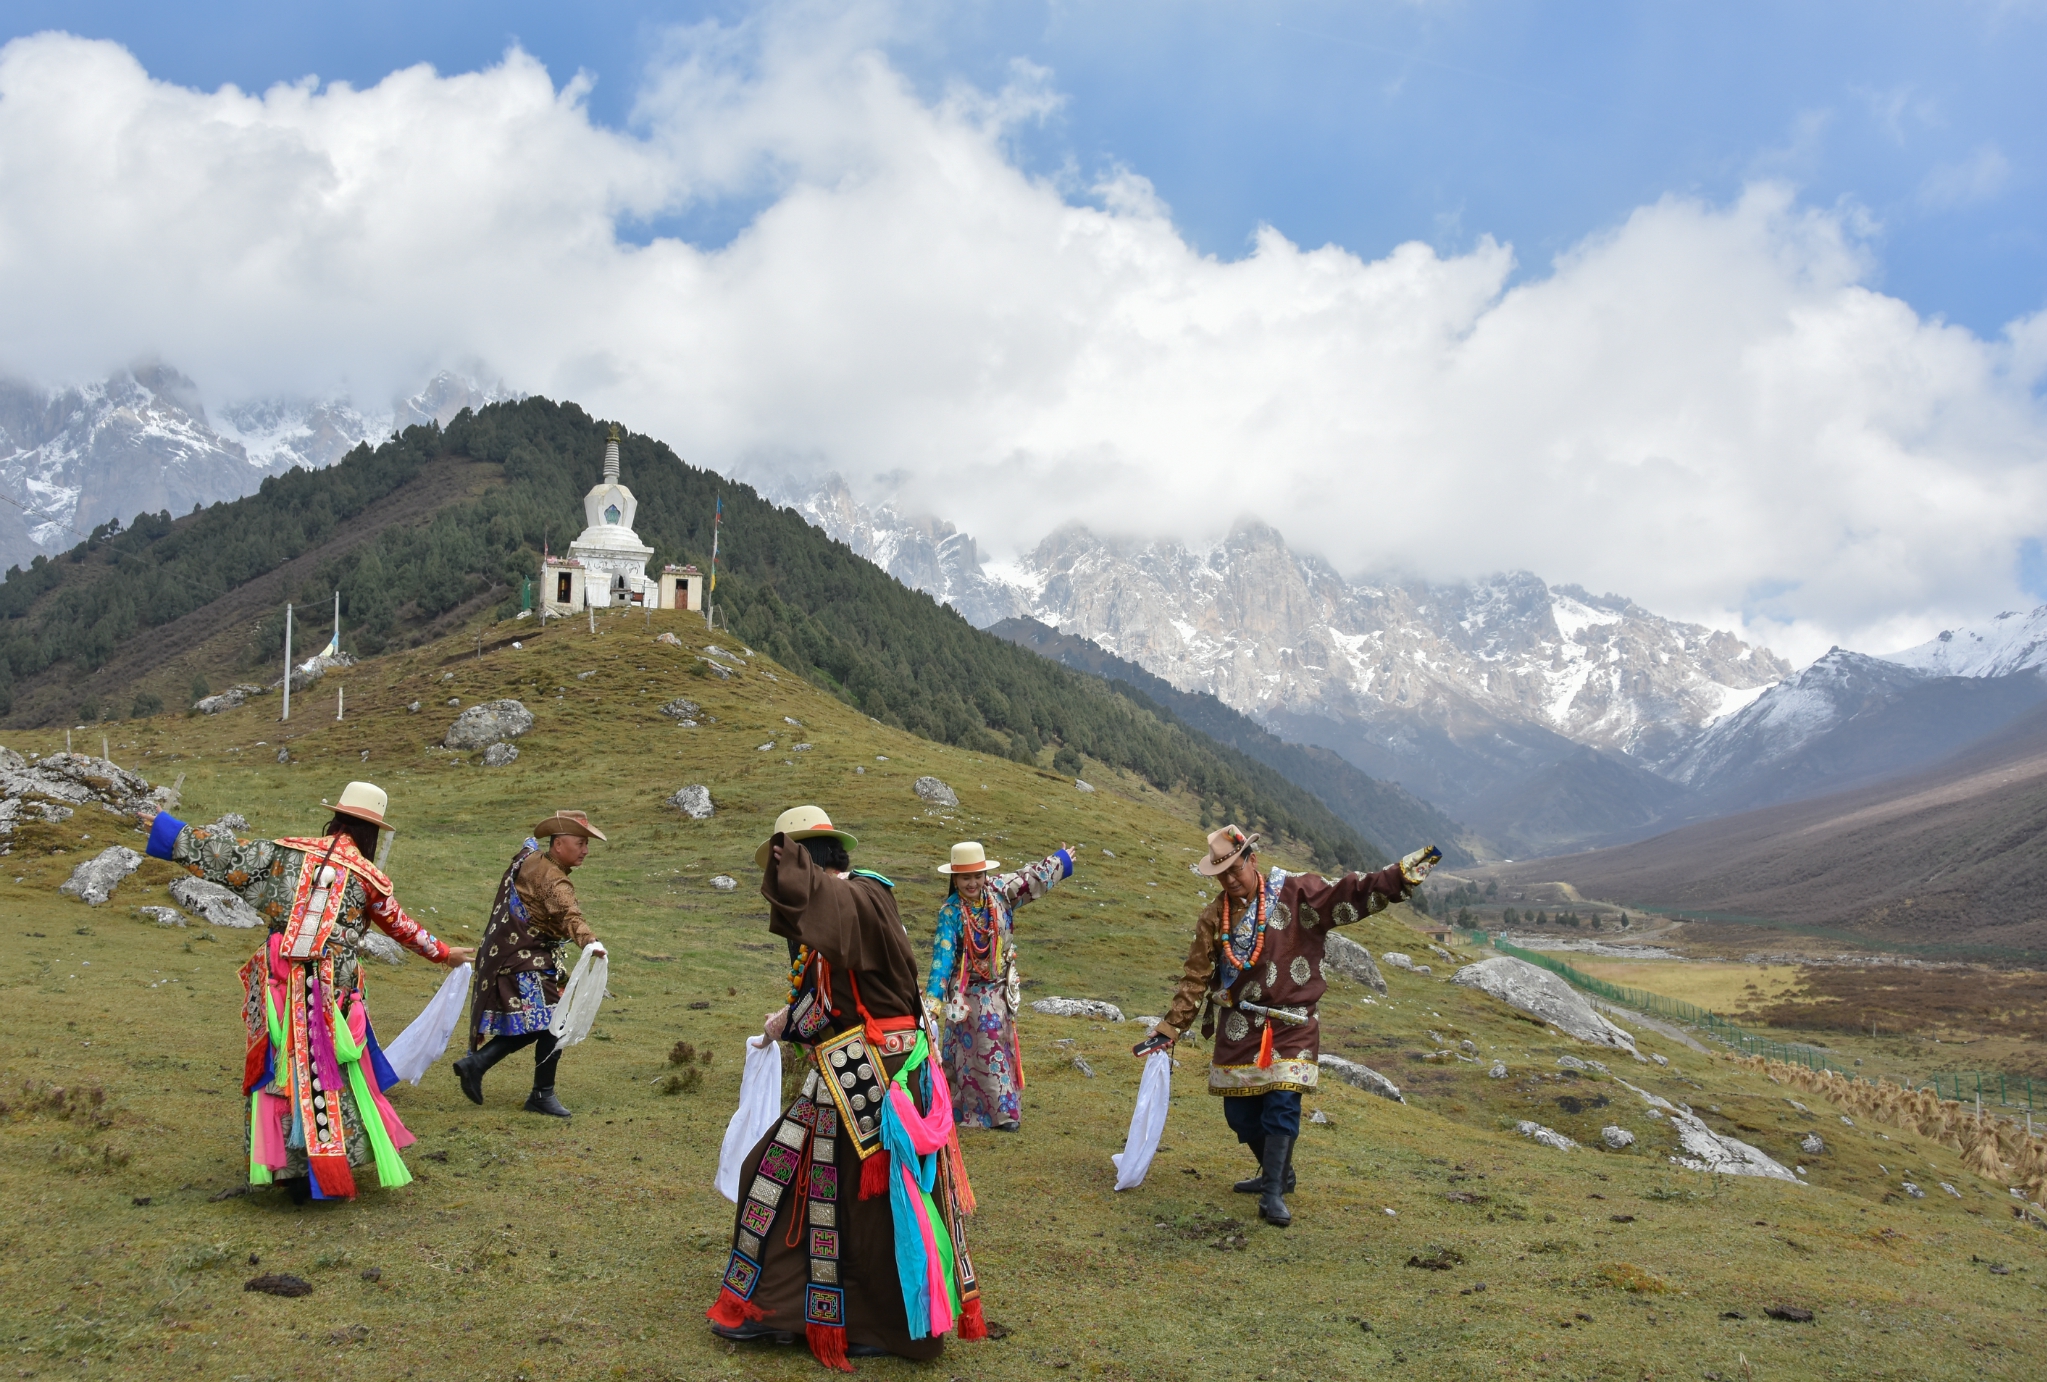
1223, 1011, 1249, 1042
1290, 955, 1312, 985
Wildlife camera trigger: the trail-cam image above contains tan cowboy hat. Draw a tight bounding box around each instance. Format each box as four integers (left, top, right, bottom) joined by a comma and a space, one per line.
936, 841, 1000, 875
333, 781, 394, 832
1194, 823, 1260, 876
533, 809, 608, 841
755, 804, 859, 868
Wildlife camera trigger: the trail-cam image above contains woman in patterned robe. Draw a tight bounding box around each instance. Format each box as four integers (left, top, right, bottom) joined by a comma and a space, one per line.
140, 783, 471, 1200
923, 842, 1074, 1131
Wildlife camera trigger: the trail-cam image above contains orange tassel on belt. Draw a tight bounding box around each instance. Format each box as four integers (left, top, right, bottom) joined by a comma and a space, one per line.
1256, 1023, 1274, 1069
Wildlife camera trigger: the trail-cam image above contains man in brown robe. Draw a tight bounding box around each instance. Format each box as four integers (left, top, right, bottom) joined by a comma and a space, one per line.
1135, 825, 1435, 1226
455, 810, 608, 1117
708, 804, 982, 1370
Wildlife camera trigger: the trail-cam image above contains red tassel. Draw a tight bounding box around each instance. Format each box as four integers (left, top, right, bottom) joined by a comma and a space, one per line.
859, 1151, 891, 1200
957, 1296, 988, 1341
705, 1288, 769, 1329
308, 1153, 357, 1200
806, 1323, 855, 1373
1256, 1023, 1274, 1070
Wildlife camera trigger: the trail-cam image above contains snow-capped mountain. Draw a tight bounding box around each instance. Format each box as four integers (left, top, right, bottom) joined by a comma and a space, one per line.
0, 366, 516, 574
1883, 607, 2047, 679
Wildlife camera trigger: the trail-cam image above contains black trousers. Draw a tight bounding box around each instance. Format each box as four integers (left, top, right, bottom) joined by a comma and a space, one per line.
473, 1030, 561, 1087
1222, 1090, 1302, 1144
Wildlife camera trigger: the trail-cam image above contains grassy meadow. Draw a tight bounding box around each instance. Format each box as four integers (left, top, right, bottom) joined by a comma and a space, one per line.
4, 609, 2045, 1381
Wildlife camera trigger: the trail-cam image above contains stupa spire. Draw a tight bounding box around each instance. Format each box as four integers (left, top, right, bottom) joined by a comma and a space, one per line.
604, 425, 621, 484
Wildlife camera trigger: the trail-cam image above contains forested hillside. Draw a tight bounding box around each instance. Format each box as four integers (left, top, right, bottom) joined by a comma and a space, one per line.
0, 398, 1381, 868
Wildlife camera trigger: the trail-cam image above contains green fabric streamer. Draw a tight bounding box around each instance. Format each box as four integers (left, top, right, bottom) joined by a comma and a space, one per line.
332, 1010, 411, 1190
247, 1092, 273, 1186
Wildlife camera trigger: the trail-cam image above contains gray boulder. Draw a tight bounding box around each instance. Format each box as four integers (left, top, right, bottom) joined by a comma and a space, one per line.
60, 846, 141, 905
1381, 951, 1416, 971
1800, 1132, 1825, 1155
169, 876, 263, 929
1488, 1060, 1508, 1079
195, 684, 261, 714
659, 697, 701, 721
1601, 1126, 1636, 1149
669, 785, 714, 819
444, 699, 534, 750
1074, 779, 1095, 793
207, 813, 249, 834
1451, 956, 1639, 1053
1614, 1077, 1797, 1181
1317, 1053, 1405, 1103
481, 743, 520, 767
710, 875, 738, 892
137, 905, 185, 927
913, 776, 958, 808
1516, 1120, 1580, 1152
1324, 932, 1388, 994
1029, 997, 1123, 1021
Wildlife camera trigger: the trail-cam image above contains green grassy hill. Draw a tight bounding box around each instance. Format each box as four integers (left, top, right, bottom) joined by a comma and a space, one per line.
2, 610, 2042, 1380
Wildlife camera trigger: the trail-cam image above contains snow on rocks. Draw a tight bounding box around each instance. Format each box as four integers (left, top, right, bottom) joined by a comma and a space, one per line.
1029, 997, 1124, 1021
444, 700, 534, 750
1614, 1078, 1798, 1181
913, 776, 959, 808
659, 697, 701, 721
481, 743, 520, 767
669, 785, 714, 820
1317, 1054, 1406, 1103
1451, 957, 1639, 1053
1601, 1126, 1636, 1149
1324, 932, 1389, 994
60, 846, 141, 905
1516, 1121, 1579, 1152
169, 876, 263, 929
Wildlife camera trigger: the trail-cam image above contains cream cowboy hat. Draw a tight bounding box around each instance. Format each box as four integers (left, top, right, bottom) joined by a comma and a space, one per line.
755, 804, 859, 868
1194, 823, 1260, 876
533, 808, 608, 841
333, 781, 394, 832
935, 841, 1000, 875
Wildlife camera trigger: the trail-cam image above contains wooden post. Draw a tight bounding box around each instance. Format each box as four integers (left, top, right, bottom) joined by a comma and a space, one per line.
282, 603, 293, 722
337, 685, 344, 721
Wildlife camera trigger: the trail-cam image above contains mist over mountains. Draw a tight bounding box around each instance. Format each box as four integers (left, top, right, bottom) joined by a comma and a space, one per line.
0, 365, 515, 572
771, 474, 2047, 859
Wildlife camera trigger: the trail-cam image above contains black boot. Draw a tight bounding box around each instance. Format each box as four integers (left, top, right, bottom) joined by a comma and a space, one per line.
525, 1033, 569, 1116
1258, 1135, 1294, 1227
1233, 1137, 1268, 1193
452, 1034, 530, 1106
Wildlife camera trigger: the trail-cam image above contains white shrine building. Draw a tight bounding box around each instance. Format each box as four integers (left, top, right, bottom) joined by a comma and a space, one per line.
542, 429, 703, 613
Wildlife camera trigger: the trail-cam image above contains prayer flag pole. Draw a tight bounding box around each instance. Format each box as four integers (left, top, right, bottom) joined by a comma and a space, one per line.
282, 603, 293, 722
706, 495, 721, 628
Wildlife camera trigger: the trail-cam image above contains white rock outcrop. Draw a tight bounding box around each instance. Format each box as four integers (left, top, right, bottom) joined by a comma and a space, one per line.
710, 875, 738, 892
444, 699, 534, 750
481, 743, 519, 767
1381, 951, 1416, 971
913, 776, 959, 808
1614, 1078, 1798, 1181
659, 697, 701, 721
169, 876, 263, 928
137, 905, 185, 927
1317, 1053, 1405, 1103
60, 846, 141, 905
1324, 932, 1388, 994
1029, 997, 1123, 1021
1451, 957, 1638, 1053
669, 785, 714, 819
1516, 1120, 1579, 1152
1601, 1126, 1636, 1149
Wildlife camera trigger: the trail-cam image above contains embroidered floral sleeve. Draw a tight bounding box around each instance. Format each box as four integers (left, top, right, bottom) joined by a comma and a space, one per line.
365, 891, 450, 961
1293, 864, 1409, 930
925, 896, 963, 1002
994, 849, 1073, 915
163, 823, 283, 904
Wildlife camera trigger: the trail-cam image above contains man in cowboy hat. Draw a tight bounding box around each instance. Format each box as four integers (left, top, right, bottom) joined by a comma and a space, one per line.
706, 805, 987, 1367
1133, 825, 1438, 1227
137, 783, 472, 1201
456, 810, 609, 1118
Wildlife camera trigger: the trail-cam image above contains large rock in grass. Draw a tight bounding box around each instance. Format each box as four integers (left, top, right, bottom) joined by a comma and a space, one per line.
1317, 1053, 1405, 1103
444, 700, 534, 750
60, 846, 141, 905
913, 776, 958, 809
169, 876, 263, 929
1451, 956, 1638, 1053
1324, 932, 1388, 994
1029, 997, 1123, 1021
669, 785, 714, 819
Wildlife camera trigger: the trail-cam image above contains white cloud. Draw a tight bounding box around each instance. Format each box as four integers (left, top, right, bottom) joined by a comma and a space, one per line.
1, 17, 2045, 665
1917, 144, 2012, 209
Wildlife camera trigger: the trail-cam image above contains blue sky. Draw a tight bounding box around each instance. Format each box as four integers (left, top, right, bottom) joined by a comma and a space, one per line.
10, 0, 2044, 336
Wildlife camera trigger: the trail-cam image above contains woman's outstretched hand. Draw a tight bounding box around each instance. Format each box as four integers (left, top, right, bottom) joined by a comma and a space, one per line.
763, 1007, 789, 1042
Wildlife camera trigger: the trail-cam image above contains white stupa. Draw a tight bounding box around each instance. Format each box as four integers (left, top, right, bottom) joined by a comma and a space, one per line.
549, 427, 655, 609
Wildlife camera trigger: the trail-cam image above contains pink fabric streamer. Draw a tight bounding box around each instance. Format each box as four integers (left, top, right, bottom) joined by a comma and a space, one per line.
345, 1002, 416, 1148
885, 1065, 956, 1155
253, 1093, 290, 1169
